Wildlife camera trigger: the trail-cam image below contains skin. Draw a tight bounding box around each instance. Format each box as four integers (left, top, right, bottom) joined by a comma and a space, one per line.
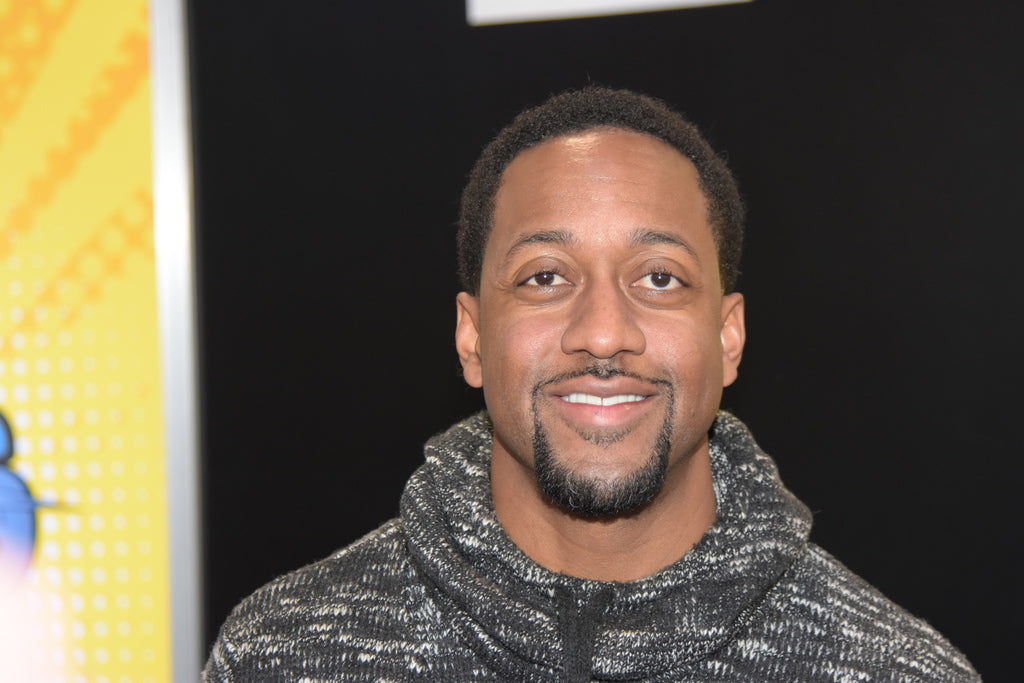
455, 128, 746, 582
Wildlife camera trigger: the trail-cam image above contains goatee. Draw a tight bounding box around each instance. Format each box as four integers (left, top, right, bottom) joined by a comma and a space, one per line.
530, 365, 675, 517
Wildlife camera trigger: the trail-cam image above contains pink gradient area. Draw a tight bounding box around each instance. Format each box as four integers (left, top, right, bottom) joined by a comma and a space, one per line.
0, 561, 66, 681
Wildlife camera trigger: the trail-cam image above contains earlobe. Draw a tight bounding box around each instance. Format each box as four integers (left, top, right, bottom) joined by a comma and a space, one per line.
720, 293, 746, 387
455, 292, 484, 388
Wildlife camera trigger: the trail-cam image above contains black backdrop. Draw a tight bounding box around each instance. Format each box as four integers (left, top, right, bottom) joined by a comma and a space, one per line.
190, 1, 1022, 677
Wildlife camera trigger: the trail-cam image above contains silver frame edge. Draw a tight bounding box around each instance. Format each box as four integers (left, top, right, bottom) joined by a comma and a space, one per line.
150, 0, 203, 680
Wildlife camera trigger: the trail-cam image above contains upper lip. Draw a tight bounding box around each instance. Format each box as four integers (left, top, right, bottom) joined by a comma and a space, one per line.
544, 376, 660, 400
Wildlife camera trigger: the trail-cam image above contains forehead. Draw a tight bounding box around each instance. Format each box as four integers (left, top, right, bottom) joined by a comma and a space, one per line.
490, 128, 712, 255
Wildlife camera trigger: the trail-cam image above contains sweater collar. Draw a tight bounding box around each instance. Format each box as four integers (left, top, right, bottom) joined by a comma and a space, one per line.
401, 411, 812, 680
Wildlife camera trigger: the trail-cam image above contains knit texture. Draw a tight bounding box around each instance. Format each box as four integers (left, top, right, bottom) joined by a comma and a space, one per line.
203, 412, 979, 681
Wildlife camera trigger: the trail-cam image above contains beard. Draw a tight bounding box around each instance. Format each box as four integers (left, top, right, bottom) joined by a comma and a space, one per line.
530, 365, 675, 517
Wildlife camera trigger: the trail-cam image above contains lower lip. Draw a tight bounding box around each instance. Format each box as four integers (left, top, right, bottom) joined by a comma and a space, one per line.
551, 395, 655, 430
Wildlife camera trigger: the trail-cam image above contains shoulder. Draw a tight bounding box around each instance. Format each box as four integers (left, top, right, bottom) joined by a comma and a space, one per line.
728, 543, 979, 681
203, 518, 433, 681
227, 517, 412, 622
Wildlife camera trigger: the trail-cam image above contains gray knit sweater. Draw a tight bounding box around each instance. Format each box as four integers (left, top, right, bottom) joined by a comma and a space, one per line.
203, 412, 978, 681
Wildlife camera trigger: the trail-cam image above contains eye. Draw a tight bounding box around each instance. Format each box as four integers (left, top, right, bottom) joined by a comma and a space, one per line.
635, 271, 683, 290
520, 271, 568, 287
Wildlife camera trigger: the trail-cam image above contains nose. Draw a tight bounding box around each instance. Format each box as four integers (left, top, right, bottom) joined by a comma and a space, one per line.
560, 280, 646, 359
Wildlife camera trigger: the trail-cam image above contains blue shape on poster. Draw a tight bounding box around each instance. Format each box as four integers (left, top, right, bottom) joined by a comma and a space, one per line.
0, 411, 37, 572
0, 411, 11, 463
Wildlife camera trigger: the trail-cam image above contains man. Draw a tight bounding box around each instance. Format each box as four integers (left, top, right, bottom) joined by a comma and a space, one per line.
204, 88, 978, 681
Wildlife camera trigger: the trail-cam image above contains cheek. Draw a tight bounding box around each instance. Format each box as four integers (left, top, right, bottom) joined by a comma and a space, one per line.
647, 320, 723, 392
479, 312, 566, 458
480, 310, 564, 383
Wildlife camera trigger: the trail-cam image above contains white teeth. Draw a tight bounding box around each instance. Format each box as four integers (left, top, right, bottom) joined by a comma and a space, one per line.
561, 393, 646, 406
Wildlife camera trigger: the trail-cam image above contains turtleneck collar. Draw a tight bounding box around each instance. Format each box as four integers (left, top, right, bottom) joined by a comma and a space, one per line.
400, 411, 812, 681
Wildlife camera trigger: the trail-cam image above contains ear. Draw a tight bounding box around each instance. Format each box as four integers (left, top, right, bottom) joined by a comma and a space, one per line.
455, 292, 484, 388
720, 292, 746, 387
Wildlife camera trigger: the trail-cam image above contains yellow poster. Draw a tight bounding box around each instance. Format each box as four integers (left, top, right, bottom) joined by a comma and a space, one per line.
0, 1, 172, 680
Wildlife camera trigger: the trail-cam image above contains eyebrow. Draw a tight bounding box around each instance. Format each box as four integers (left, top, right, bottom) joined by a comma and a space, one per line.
502, 229, 578, 264
629, 228, 700, 261
500, 227, 700, 265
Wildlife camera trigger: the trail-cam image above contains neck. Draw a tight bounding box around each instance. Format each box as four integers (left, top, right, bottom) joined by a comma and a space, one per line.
491, 439, 716, 583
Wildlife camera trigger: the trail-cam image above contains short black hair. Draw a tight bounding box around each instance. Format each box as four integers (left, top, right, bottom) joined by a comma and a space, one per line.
457, 87, 744, 294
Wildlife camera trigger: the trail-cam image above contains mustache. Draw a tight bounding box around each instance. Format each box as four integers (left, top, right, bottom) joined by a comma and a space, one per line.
532, 362, 672, 395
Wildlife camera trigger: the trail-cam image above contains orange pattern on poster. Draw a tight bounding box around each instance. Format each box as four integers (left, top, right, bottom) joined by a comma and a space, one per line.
0, 0, 78, 142
0, 25, 148, 260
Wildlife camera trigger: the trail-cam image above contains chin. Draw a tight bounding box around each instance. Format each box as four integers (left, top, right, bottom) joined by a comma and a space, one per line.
532, 410, 673, 517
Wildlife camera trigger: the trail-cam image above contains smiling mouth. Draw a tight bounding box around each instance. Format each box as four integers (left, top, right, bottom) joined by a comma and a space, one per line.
560, 393, 647, 407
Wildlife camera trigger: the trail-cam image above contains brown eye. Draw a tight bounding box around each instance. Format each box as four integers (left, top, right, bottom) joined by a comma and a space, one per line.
650, 272, 673, 288
635, 272, 682, 290
522, 271, 568, 287
535, 272, 556, 286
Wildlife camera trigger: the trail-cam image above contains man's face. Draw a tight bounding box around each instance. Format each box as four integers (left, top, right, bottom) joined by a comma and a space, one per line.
456, 127, 745, 516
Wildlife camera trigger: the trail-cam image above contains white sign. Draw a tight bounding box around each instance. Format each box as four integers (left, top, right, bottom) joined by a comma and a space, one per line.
468, 0, 752, 26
